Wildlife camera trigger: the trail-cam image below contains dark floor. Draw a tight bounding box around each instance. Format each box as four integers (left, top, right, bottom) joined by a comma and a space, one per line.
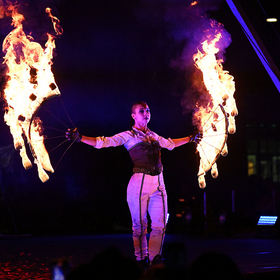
0, 233, 280, 279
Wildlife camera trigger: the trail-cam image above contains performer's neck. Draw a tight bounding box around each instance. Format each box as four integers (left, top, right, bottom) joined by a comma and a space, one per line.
133, 125, 148, 133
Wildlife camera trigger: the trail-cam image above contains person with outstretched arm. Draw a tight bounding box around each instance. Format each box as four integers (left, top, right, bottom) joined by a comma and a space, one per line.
66, 101, 202, 270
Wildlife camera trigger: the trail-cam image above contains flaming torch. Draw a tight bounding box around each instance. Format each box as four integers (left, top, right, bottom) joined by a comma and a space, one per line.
192, 22, 238, 188
2, 5, 62, 182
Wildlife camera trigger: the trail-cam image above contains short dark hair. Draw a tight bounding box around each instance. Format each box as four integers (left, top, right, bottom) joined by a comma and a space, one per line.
130, 101, 148, 114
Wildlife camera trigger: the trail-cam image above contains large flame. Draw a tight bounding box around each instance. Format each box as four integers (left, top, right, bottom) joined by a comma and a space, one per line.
193, 30, 238, 188
2, 5, 61, 182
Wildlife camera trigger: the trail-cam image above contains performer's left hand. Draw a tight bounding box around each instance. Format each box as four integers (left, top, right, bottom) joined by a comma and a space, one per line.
190, 131, 203, 144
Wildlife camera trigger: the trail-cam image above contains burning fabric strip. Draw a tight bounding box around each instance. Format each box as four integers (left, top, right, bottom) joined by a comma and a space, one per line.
2, 5, 62, 182
193, 25, 238, 189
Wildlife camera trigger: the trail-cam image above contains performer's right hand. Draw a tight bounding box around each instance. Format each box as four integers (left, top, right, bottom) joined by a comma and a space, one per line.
65, 128, 82, 142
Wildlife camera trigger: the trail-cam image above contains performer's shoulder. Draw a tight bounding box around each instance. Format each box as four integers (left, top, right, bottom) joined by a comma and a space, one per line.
122, 130, 135, 137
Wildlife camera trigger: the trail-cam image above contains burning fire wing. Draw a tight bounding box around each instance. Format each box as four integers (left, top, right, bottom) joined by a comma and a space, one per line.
193, 29, 238, 189
2, 6, 61, 182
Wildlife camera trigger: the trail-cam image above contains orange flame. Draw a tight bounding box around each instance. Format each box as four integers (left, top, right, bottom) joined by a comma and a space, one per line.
190, 1, 198, 7
2, 5, 61, 182
193, 32, 238, 188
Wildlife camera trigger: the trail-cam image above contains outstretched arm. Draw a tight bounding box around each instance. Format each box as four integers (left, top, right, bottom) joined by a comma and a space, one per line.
80, 135, 96, 147
66, 128, 131, 148
172, 132, 203, 148
172, 136, 191, 148
66, 128, 97, 146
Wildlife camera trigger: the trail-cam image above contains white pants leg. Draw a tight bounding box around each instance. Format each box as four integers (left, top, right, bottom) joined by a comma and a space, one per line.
127, 172, 168, 262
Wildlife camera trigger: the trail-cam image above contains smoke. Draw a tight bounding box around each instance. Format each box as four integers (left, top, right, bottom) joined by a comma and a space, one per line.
135, 0, 231, 119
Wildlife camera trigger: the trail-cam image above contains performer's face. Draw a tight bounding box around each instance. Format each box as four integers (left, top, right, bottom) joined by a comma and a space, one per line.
132, 104, 151, 127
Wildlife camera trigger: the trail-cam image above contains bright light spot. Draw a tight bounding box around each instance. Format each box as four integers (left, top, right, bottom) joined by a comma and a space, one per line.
166, 213, 170, 224
191, 1, 198, 6
266, 18, 277, 22
257, 216, 278, 226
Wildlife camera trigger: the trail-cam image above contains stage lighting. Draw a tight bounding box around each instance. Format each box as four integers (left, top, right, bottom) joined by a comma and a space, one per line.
257, 216, 278, 226
266, 18, 277, 22
217, 210, 227, 227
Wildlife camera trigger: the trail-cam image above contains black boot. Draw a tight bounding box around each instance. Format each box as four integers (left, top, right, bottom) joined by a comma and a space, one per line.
137, 256, 150, 271
152, 254, 163, 265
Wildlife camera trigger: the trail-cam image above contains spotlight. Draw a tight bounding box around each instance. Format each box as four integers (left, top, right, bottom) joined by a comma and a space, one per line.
257, 216, 278, 226
266, 18, 277, 22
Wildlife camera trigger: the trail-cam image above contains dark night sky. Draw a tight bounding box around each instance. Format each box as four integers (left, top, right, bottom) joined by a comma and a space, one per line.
0, 0, 280, 234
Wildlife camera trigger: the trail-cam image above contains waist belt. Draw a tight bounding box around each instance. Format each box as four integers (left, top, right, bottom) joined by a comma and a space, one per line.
132, 166, 163, 176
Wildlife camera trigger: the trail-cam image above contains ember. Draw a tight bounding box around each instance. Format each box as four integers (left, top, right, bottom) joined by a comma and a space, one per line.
0, 261, 51, 279
190, 1, 198, 7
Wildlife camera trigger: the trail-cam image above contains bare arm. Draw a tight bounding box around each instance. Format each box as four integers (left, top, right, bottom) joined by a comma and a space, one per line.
171, 132, 203, 148
80, 135, 97, 147
171, 136, 191, 148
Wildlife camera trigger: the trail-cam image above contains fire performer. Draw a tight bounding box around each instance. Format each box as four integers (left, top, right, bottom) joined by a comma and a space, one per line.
65, 101, 202, 269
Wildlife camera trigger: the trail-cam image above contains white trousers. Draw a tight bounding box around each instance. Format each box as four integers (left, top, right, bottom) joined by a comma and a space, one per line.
127, 172, 168, 262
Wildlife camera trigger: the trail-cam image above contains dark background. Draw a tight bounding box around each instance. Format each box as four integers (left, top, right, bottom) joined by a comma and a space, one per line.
0, 0, 280, 235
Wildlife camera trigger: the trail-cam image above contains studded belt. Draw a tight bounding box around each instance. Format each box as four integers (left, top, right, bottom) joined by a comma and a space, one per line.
132, 166, 163, 176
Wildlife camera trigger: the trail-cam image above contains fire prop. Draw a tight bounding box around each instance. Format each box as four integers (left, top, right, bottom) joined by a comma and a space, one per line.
193, 27, 238, 189
2, 5, 62, 182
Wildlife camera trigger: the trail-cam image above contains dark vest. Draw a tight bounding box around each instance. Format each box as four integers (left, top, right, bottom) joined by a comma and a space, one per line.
128, 141, 163, 176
